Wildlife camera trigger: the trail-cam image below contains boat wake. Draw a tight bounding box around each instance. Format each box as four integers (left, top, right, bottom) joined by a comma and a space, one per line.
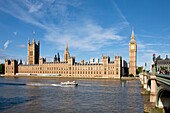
0, 82, 78, 87
78, 83, 108, 87
26, 83, 61, 87
27, 83, 78, 87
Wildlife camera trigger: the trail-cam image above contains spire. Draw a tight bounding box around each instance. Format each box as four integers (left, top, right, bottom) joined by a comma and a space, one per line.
57, 52, 60, 58
38, 39, 40, 45
32, 38, 35, 43
28, 37, 30, 44
64, 42, 70, 62
54, 54, 57, 62
66, 42, 68, 51
57, 52, 60, 62
19, 59, 23, 65
131, 28, 135, 39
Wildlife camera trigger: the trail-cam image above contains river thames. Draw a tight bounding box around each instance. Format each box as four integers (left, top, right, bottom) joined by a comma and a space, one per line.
0, 77, 144, 113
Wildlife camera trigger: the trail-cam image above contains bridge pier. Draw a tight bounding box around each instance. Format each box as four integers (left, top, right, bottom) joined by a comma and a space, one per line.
149, 74, 156, 103
143, 75, 148, 89
139, 73, 144, 85
140, 73, 170, 112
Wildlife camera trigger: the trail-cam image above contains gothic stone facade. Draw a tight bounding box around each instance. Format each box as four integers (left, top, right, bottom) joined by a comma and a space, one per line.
154, 54, 170, 72
5, 40, 122, 78
28, 39, 40, 64
129, 30, 137, 76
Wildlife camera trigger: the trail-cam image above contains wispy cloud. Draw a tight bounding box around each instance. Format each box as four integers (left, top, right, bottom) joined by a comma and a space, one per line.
0, 0, 128, 52
0, 49, 8, 63
135, 41, 158, 68
111, 0, 129, 26
28, 3, 43, 13
0, 0, 47, 29
45, 22, 126, 51
138, 49, 157, 53
137, 34, 154, 38
146, 43, 170, 46
137, 33, 170, 40
137, 43, 146, 49
13, 32, 17, 36
18, 44, 26, 48
4, 40, 11, 49
0, 53, 7, 59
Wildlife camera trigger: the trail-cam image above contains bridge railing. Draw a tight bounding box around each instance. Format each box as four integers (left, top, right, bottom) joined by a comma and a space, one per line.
155, 74, 170, 109
156, 74, 170, 86
156, 74, 170, 79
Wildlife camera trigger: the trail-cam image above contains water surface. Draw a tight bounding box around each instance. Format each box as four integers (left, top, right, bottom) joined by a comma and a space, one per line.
0, 77, 144, 113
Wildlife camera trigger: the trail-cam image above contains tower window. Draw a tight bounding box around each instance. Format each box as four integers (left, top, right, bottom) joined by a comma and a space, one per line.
29, 51, 33, 56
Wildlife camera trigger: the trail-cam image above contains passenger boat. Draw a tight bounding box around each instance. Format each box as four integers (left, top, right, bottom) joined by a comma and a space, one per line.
60, 81, 78, 87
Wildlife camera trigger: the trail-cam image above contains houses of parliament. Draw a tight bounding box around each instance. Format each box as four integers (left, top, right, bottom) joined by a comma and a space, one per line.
5, 31, 137, 78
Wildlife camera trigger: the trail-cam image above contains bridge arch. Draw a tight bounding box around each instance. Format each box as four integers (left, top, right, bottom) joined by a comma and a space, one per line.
156, 87, 170, 109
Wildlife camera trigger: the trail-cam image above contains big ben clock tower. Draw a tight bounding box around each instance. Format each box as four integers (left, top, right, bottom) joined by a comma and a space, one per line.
129, 30, 137, 76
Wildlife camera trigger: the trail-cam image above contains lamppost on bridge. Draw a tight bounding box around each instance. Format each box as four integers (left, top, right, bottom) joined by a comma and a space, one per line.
152, 54, 157, 74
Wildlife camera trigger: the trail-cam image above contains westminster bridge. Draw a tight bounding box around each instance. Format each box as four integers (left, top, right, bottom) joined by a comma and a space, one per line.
139, 73, 170, 110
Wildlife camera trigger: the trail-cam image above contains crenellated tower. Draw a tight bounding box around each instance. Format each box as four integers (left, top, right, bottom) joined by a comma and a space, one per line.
28, 39, 40, 64
5, 60, 18, 75
129, 29, 137, 76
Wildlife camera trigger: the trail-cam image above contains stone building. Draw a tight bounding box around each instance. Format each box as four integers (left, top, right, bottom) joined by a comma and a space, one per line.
5, 39, 123, 78
5, 60, 18, 75
154, 54, 170, 72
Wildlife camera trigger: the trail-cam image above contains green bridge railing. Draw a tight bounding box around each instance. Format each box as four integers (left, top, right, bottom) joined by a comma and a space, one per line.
156, 74, 170, 86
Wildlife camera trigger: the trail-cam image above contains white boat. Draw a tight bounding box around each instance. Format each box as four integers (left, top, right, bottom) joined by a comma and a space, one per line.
60, 81, 78, 87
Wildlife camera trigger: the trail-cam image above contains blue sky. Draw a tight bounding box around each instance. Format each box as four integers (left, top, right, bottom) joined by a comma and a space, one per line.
0, 0, 170, 69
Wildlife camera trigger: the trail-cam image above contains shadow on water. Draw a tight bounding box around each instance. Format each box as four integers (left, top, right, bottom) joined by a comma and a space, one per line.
0, 96, 38, 112
0, 82, 26, 86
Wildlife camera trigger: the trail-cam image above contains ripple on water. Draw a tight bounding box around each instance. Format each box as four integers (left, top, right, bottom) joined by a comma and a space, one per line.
0, 78, 144, 113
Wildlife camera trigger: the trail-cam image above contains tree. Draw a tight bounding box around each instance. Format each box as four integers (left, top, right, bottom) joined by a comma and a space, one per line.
136, 67, 143, 74
160, 67, 167, 71
129, 74, 134, 77
0, 64, 5, 74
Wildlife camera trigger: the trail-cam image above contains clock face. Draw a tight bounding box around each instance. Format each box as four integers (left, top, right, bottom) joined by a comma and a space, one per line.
131, 45, 134, 49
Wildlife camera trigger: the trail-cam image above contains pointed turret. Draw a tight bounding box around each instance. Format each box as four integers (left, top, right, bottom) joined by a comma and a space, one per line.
54, 54, 57, 62
57, 52, 60, 62
28, 38, 30, 44
19, 59, 23, 65
38, 39, 40, 46
32, 38, 35, 43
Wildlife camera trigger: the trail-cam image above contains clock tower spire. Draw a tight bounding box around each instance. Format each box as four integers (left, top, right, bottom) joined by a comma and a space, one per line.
131, 28, 135, 39
129, 29, 137, 76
